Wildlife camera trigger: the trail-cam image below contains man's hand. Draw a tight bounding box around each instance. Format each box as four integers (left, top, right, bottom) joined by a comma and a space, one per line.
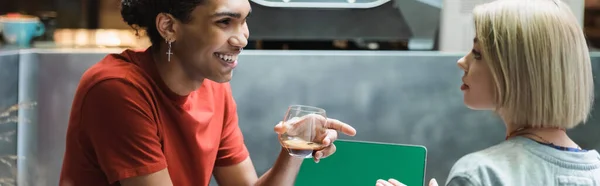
273, 114, 357, 163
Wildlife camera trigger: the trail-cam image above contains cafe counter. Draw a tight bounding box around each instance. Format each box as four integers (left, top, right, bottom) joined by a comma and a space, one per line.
1, 46, 600, 186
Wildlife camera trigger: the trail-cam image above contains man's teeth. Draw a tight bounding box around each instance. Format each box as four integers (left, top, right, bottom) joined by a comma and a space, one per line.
216, 53, 237, 62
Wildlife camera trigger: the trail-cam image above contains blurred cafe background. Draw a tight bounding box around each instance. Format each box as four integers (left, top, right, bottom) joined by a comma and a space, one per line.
0, 0, 599, 185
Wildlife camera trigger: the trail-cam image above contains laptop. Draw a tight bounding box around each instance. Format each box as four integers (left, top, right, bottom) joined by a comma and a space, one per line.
295, 140, 427, 186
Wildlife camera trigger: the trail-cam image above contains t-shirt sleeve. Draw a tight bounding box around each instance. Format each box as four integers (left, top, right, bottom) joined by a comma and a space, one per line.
81, 79, 167, 184
214, 83, 249, 166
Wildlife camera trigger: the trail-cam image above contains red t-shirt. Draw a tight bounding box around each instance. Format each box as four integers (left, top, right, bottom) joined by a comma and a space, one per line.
59, 48, 249, 186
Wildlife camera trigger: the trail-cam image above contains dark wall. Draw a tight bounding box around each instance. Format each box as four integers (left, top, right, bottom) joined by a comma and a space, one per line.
0, 0, 88, 28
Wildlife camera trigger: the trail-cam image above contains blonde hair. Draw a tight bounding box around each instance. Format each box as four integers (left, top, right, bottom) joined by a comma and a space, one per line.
473, 0, 594, 129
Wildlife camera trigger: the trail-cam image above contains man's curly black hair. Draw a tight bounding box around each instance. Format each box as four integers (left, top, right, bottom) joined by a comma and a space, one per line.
120, 0, 205, 46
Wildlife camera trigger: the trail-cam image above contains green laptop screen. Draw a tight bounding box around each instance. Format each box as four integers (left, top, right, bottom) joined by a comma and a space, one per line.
295, 140, 427, 186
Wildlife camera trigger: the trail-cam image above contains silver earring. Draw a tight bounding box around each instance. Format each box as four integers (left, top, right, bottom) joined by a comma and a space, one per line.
166, 40, 173, 62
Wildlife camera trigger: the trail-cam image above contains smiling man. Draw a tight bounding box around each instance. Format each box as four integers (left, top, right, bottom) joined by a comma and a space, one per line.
58, 0, 357, 186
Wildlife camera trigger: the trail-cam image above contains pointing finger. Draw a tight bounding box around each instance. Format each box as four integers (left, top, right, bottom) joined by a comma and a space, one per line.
324, 118, 357, 136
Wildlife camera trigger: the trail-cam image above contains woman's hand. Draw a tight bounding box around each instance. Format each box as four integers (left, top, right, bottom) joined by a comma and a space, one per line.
376, 178, 438, 186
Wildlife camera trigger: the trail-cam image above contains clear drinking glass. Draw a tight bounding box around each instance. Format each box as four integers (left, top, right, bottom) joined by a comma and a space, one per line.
279, 105, 328, 158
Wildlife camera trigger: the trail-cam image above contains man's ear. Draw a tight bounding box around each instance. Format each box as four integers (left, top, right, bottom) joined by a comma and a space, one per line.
155, 13, 180, 42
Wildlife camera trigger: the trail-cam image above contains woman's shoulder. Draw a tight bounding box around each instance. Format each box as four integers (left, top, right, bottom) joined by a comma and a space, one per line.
445, 137, 600, 186
445, 140, 532, 186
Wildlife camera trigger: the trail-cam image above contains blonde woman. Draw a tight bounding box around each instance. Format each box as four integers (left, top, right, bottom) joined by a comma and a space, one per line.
377, 0, 600, 186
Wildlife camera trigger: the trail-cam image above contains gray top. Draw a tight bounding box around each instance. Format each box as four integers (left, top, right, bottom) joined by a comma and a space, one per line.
446, 136, 600, 186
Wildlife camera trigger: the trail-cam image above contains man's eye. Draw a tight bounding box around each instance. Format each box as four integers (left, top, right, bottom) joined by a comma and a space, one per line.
217, 19, 231, 25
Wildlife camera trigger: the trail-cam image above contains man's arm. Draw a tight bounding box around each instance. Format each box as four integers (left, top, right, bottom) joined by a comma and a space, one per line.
213, 84, 356, 186
212, 84, 304, 186
120, 169, 173, 186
